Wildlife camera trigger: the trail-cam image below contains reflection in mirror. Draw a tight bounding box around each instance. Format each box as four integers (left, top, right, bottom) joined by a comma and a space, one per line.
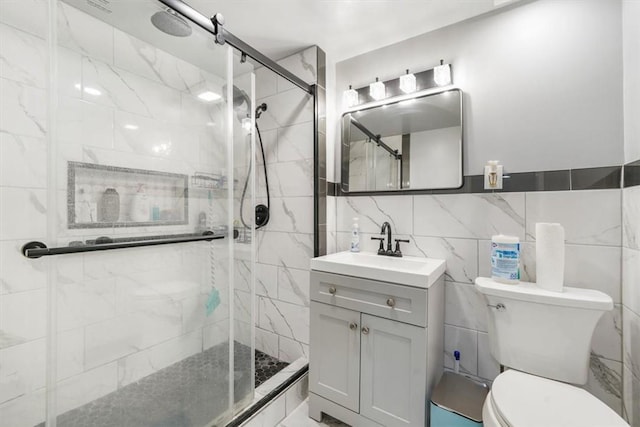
341, 88, 463, 192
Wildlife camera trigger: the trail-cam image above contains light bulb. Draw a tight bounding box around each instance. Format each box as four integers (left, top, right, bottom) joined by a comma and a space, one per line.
343, 85, 359, 108
434, 61, 452, 86
369, 78, 386, 101
399, 70, 416, 94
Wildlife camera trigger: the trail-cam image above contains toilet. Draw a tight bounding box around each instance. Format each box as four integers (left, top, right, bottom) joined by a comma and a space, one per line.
474, 277, 629, 427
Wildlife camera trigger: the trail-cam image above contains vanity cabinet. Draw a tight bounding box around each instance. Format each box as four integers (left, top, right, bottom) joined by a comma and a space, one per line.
309, 270, 444, 427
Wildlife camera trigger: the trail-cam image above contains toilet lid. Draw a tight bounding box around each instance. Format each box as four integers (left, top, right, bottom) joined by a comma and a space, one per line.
491, 370, 628, 427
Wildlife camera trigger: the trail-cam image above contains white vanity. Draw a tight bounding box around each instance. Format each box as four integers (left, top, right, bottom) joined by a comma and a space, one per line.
308, 251, 446, 427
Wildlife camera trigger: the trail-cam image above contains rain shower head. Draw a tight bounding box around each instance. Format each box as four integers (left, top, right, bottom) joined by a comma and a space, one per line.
151, 8, 192, 37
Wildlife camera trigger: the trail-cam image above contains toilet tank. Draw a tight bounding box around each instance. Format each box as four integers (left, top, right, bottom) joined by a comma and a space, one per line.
474, 278, 613, 385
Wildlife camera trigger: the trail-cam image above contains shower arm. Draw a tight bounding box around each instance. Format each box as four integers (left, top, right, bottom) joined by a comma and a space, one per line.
157, 0, 313, 95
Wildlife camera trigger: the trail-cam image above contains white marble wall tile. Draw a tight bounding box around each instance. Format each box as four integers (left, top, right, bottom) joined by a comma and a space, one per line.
255, 88, 313, 132
0, 23, 46, 88
235, 290, 252, 323
57, 278, 117, 332
414, 193, 525, 239
279, 336, 309, 364
56, 362, 118, 415
82, 57, 182, 122
444, 281, 488, 332
243, 393, 286, 427
623, 365, 640, 425
337, 195, 413, 235
57, 2, 114, 64
444, 324, 478, 376
256, 327, 279, 357
113, 29, 216, 93
260, 160, 314, 198
203, 319, 230, 350
256, 262, 278, 298
235, 260, 252, 293
525, 190, 622, 245
623, 186, 640, 250
278, 266, 310, 307
84, 297, 183, 369
276, 46, 318, 91
255, 66, 277, 99
58, 96, 114, 149
0, 387, 45, 427
265, 197, 314, 234
57, 328, 85, 381
58, 46, 83, 99
477, 332, 500, 381
585, 356, 622, 414
623, 306, 640, 379
257, 232, 313, 270
117, 329, 202, 387
0, 240, 46, 295
258, 297, 309, 344
0, 0, 47, 38
411, 236, 478, 283
0, 289, 46, 349
0, 338, 45, 404
0, 132, 47, 188
0, 78, 47, 137
623, 248, 640, 315
592, 305, 623, 362
277, 122, 314, 162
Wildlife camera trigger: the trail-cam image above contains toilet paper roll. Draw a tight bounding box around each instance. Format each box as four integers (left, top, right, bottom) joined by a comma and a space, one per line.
535, 223, 565, 292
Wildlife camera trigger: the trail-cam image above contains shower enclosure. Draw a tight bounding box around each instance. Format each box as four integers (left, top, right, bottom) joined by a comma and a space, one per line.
3, 0, 267, 424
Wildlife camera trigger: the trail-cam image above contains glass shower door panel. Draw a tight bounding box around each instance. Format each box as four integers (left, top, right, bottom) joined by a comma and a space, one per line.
49, 1, 238, 425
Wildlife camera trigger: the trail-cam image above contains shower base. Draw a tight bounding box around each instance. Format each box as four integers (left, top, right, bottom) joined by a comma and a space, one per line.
38, 343, 288, 427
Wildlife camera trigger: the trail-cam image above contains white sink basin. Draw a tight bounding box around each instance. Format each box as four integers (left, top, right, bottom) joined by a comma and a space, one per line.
310, 251, 446, 288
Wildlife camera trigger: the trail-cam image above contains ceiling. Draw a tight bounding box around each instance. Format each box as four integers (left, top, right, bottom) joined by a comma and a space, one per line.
185, 0, 519, 62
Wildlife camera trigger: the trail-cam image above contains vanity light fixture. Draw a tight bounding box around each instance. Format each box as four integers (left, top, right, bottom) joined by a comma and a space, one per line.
343, 85, 359, 108
399, 69, 417, 94
434, 60, 452, 86
369, 77, 386, 101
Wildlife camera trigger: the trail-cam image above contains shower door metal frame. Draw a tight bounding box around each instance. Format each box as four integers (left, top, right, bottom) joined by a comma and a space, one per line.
157, 0, 314, 95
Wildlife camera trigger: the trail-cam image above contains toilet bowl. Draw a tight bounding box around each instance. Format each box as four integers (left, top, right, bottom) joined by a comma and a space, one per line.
474, 278, 629, 427
482, 370, 628, 427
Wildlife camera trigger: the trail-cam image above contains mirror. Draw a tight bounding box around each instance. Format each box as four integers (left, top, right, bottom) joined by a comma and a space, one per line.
341, 88, 463, 192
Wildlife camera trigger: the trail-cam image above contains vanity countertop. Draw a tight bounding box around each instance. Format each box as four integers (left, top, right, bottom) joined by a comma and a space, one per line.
310, 251, 445, 289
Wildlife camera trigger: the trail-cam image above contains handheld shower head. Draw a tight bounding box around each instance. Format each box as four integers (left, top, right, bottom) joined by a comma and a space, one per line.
256, 103, 267, 119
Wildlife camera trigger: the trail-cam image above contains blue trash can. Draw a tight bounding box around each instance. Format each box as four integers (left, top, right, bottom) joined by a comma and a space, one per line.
430, 372, 489, 427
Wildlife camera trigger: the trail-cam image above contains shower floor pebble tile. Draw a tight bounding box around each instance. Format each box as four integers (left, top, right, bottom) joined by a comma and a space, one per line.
278, 399, 349, 427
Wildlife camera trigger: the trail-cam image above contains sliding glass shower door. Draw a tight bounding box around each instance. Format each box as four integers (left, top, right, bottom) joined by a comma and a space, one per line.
37, 1, 256, 425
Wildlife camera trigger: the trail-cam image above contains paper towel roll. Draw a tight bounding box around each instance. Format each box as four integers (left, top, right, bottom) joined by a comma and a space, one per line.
536, 223, 565, 292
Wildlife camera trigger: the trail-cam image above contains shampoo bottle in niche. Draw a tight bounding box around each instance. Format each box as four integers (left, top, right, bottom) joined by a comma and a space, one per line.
350, 217, 360, 252
491, 234, 520, 284
130, 184, 150, 222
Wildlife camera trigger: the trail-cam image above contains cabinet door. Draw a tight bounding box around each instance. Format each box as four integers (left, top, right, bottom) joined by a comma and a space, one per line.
309, 302, 361, 412
360, 314, 427, 427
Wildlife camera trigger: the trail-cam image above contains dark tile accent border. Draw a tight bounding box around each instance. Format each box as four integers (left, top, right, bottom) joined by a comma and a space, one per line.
624, 160, 640, 188
314, 47, 327, 257
334, 165, 624, 196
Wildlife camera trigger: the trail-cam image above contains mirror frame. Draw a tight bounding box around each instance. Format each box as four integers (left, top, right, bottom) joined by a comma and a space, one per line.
340, 87, 463, 194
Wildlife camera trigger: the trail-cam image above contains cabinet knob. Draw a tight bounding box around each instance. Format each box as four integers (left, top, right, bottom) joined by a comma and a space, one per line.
328, 286, 337, 295
349, 322, 358, 330
361, 326, 370, 335
386, 298, 396, 308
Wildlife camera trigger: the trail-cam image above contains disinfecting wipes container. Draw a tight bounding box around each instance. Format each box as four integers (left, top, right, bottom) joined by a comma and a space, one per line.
491, 235, 520, 284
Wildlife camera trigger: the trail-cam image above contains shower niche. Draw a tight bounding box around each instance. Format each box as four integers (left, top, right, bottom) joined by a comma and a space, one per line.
68, 161, 189, 228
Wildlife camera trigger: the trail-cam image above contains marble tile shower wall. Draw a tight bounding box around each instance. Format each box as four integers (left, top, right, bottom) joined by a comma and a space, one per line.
622, 184, 640, 425
335, 189, 624, 414
250, 47, 317, 364
0, 3, 234, 426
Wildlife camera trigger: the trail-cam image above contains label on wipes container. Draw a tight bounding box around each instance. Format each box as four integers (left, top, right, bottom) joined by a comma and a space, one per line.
491, 241, 520, 283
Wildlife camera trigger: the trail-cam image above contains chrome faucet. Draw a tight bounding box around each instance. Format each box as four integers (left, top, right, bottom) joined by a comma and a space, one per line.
372, 222, 410, 257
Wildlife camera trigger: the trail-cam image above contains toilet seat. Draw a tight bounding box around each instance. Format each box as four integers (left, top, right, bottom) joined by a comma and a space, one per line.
489, 370, 628, 427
